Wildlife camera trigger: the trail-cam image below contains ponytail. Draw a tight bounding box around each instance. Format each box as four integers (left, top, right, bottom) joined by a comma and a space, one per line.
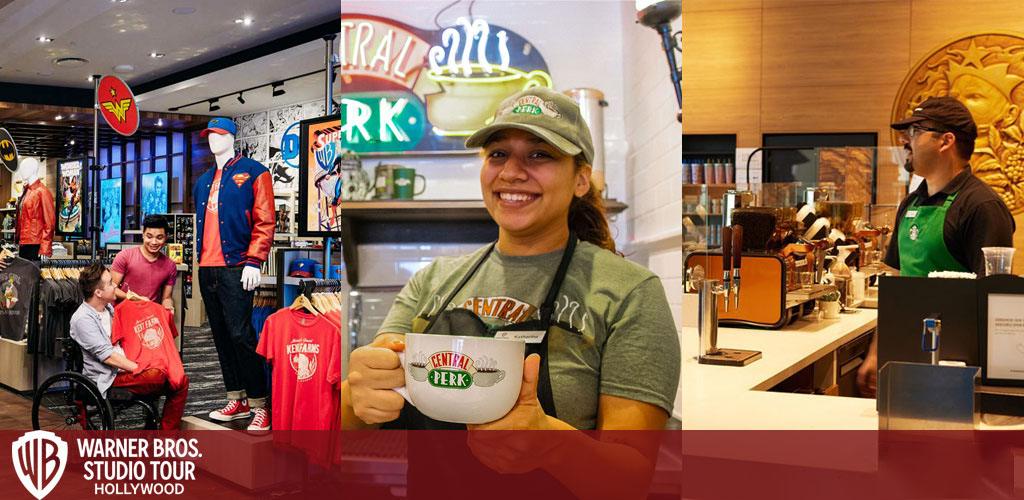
569, 155, 619, 255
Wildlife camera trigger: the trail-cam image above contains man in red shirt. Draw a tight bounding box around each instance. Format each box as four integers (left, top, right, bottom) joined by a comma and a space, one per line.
111, 215, 177, 310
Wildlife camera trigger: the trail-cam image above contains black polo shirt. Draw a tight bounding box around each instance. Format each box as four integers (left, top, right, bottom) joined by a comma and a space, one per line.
884, 168, 1015, 275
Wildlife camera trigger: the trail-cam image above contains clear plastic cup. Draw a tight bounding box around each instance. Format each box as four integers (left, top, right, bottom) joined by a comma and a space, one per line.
982, 247, 1016, 276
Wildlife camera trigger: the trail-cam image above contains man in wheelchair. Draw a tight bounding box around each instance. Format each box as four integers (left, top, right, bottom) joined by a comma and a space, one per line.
70, 263, 189, 430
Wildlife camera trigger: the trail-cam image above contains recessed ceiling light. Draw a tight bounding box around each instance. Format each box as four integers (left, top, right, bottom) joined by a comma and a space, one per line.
114, 64, 134, 73
52, 57, 89, 68
156, 119, 163, 126
149, 52, 165, 58
234, 18, 253, 25
112, 0, 127, 3
55, 115, 64, 120
172, 7, 196, 15
37, 36, 53, 43
70, 139, 75, 145
87, 76, 94, 82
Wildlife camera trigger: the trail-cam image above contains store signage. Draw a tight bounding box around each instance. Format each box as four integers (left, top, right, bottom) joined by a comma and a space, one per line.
340, 17, 430, 89
0, 128, 18, 173
56, 157, 87, 237
341, 14, 551, 155
97, 75, 140, 136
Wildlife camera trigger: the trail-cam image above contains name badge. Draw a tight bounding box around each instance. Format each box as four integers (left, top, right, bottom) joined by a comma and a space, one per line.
494, 330, 546, 343
906, 210, 918, 218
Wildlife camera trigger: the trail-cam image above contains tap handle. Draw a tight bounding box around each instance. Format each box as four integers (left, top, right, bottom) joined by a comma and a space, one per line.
732, 225, 743, 269
722, 226, 732, 272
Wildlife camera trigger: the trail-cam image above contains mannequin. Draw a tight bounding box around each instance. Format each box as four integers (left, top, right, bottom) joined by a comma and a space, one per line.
193, 118, 275, 431
14, 157, 55, 260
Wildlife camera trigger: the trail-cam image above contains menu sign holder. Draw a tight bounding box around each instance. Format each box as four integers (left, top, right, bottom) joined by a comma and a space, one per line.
977, 274, 1024, 387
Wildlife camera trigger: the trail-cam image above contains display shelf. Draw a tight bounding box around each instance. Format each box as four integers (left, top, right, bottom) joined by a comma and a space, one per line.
338, 199, 628, 287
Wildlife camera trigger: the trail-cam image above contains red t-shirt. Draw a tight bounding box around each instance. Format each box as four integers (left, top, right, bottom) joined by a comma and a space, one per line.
256, 309, 341, 431
111, 300, 185, 390
200, 169, 226, 267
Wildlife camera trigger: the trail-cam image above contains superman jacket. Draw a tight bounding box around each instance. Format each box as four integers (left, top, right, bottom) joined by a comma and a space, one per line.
192, 154, 275, 269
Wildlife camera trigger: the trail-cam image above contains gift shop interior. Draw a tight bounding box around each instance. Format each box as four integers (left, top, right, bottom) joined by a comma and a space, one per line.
680, 0, 1024, 449
0, 0, 352, 486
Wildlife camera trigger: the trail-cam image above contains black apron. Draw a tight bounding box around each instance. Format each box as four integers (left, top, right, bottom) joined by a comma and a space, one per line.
385, 231, 577, 430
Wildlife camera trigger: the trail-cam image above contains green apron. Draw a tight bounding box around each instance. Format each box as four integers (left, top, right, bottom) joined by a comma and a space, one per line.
897, 191, 969, 276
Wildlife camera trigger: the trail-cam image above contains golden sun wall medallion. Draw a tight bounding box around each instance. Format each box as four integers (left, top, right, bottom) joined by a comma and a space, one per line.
892, 33, 1024, 214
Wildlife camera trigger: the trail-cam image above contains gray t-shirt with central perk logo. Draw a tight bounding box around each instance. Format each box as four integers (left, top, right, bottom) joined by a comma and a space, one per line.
378, 241, 680, 430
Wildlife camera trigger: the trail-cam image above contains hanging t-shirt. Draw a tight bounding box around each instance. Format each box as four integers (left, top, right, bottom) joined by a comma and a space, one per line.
0, 257, 40, 341
111, 300, 185, 389
200, 169, 226, 267
112, 247, 178, 303
257, 309, 342, 431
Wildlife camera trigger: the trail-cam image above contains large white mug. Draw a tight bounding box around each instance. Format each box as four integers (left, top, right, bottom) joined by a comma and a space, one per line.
393, 333, 525, 424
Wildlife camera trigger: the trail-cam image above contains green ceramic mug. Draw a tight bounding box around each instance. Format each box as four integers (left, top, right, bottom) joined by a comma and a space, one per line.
393, 168, 426, 199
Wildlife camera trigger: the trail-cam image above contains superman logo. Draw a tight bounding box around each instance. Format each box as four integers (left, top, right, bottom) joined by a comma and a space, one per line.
232, 173, 250, 187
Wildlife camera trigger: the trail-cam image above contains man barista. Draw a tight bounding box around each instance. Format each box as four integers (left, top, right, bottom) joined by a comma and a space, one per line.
193, 118, 275, 431
857, 96, 1015, 396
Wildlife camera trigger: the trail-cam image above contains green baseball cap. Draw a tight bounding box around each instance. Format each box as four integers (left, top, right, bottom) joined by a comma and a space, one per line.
465, 87, 595, 165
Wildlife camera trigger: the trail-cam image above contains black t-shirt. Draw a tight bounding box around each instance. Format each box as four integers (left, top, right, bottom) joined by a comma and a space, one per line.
0, 258, 40, 341
885, 168, 1015, 275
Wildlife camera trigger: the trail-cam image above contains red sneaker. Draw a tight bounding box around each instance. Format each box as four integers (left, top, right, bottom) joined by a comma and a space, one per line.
209, 400, 250, 422
247, 407, 270, 432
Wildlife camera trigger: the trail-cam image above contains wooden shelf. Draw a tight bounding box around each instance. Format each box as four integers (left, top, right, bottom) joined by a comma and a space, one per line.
339, 199, 628, 287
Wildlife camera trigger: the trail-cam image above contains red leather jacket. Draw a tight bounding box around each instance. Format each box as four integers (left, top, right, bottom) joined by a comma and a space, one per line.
15, 180, 55, 256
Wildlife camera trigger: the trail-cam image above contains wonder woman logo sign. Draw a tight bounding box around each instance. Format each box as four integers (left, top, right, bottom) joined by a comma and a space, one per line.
97, 75, 139, 136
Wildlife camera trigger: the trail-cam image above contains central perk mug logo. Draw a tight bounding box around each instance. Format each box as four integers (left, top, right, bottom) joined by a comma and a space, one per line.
12, 430, 68, 500
421, 351, 507, 389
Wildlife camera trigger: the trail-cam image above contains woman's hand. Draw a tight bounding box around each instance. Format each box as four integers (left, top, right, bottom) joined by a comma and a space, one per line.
466, 354, 562, 474
346, 333, 407, 425
469, 354, 550, 431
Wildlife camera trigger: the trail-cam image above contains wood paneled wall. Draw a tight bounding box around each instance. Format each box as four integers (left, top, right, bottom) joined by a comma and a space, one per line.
683, 0, 1024, 273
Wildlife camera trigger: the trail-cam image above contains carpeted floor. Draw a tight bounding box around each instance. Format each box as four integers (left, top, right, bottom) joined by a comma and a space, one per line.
180, 323, 230, 418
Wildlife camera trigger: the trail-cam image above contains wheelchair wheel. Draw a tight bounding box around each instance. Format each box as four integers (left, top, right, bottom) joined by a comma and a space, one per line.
33, 372, 114, 431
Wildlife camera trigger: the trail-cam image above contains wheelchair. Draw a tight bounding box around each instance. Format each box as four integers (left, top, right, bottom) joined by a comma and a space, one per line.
32, 337, 163, 430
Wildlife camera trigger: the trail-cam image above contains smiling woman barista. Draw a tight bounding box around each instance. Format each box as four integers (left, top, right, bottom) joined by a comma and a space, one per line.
856, 96, 1015, 397
337, 87, 680, 495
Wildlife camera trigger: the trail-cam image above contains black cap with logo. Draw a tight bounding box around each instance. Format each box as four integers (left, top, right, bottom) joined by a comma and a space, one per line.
890, 96, 978, 140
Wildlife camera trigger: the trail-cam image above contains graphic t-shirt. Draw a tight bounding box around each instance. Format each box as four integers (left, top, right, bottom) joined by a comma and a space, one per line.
377, 241, 681, 430
0, 257, 40, 341
112, 247, 178, 303
111, 300, 185, 389
257, 309, 342, 431
200, 169, 226, 267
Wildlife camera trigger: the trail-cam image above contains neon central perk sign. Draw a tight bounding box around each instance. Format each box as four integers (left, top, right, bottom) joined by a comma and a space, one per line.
341, 14, 551, 154
340, 17, 429, 89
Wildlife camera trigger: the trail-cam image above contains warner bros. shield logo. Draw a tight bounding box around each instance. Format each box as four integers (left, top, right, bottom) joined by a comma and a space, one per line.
12, 431, 68, 499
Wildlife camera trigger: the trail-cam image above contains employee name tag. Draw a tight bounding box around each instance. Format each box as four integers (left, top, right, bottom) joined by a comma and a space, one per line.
905, 210, 918, 218
494, 330, 546, 343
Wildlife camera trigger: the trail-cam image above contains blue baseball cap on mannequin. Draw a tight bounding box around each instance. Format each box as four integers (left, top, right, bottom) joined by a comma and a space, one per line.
200, 117, 237, 137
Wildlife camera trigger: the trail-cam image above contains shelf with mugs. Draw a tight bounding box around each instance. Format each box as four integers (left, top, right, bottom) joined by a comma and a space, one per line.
337, 198, 627, 288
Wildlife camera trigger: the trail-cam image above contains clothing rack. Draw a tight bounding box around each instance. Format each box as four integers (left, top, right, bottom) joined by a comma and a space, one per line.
297, 279, 344, 298
31, 258, 112, 391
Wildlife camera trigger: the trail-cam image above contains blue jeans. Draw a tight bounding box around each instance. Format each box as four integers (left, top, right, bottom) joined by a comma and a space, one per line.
198, 266, 268, 405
